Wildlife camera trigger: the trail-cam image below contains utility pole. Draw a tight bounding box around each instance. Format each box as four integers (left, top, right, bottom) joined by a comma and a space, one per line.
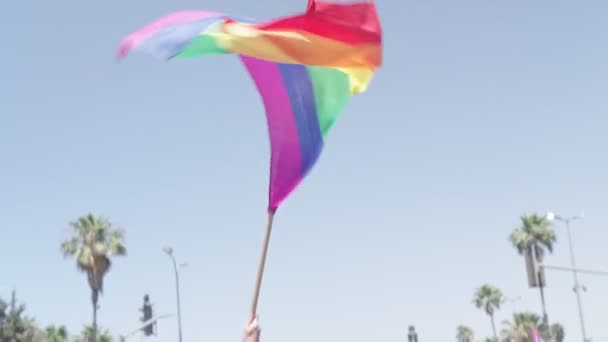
546, 212, 588, 342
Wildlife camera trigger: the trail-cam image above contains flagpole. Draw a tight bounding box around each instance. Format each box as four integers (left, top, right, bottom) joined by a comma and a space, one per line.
250, 211, 275, 316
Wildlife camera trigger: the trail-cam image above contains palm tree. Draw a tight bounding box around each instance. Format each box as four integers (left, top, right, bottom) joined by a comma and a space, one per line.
509, 213, 556, 327
41, 325, 68, 342
501, 312, 541, 342
509, 213, 556, 261
61, 214, 126, 342
0, 291, 39, 342
550, 323, 565, 342
473, 284, 503, 339
456, 325, 474, 342
75, 326, 112, 342
0, 297, 6, 327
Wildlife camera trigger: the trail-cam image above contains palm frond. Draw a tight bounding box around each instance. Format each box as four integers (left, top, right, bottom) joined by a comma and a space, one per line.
60, 238, 80, 257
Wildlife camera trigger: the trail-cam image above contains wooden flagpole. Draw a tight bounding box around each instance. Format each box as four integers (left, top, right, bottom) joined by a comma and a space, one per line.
250, 211, 275, 315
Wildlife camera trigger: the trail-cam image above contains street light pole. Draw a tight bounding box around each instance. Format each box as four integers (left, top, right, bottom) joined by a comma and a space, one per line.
565, 217, 589, 342
119, 314, 172, 341
164, 247, 183, 342
503, 296, 521, 316
547, 212, 588, 342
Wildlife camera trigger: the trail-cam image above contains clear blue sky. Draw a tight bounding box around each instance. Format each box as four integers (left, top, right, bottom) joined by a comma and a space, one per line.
1, 0, 608, 341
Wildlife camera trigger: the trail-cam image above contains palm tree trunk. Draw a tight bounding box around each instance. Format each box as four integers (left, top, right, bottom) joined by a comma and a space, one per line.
490, 313, 497, 339
91, 289, 98, 342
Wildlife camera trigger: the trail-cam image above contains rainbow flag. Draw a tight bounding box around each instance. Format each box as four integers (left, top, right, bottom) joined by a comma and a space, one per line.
530, 327, 540, 342
118, 0, 382, 211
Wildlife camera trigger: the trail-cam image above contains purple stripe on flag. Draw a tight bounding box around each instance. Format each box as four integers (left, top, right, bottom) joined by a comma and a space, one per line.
240, 56, 303, 211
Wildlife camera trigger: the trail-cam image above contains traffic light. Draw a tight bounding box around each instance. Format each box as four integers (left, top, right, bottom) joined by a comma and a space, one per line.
141, 294, 154, 336
407, 326, 418, 342
525, 244, 546, 287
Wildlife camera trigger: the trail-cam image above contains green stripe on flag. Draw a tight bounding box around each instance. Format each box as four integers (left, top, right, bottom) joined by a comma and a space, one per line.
306, 66, 351, 140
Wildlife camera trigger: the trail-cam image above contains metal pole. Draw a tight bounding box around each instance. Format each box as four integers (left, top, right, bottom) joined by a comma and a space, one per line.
504, 296, 521, 316
532, 244, 549, 327
539, 279, 549, 327
541, 264, 608, 276
164, 248, 183, 342
119, 314, 172, 341
565, 219, 588, 342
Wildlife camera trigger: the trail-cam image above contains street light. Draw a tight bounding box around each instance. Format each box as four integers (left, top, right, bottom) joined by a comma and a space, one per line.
164, 247, 184, 342
546, 211, 588, 342
503, 296, 521, 316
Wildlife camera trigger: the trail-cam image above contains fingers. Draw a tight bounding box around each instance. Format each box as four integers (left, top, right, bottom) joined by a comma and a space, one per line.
246, 312, 257, 324
243, 313, 261, 342
245, 315, 260, 332
246, 311, 260, 324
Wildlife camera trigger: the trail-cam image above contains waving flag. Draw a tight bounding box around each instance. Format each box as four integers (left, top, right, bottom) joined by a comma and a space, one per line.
117, 0, 383, 211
